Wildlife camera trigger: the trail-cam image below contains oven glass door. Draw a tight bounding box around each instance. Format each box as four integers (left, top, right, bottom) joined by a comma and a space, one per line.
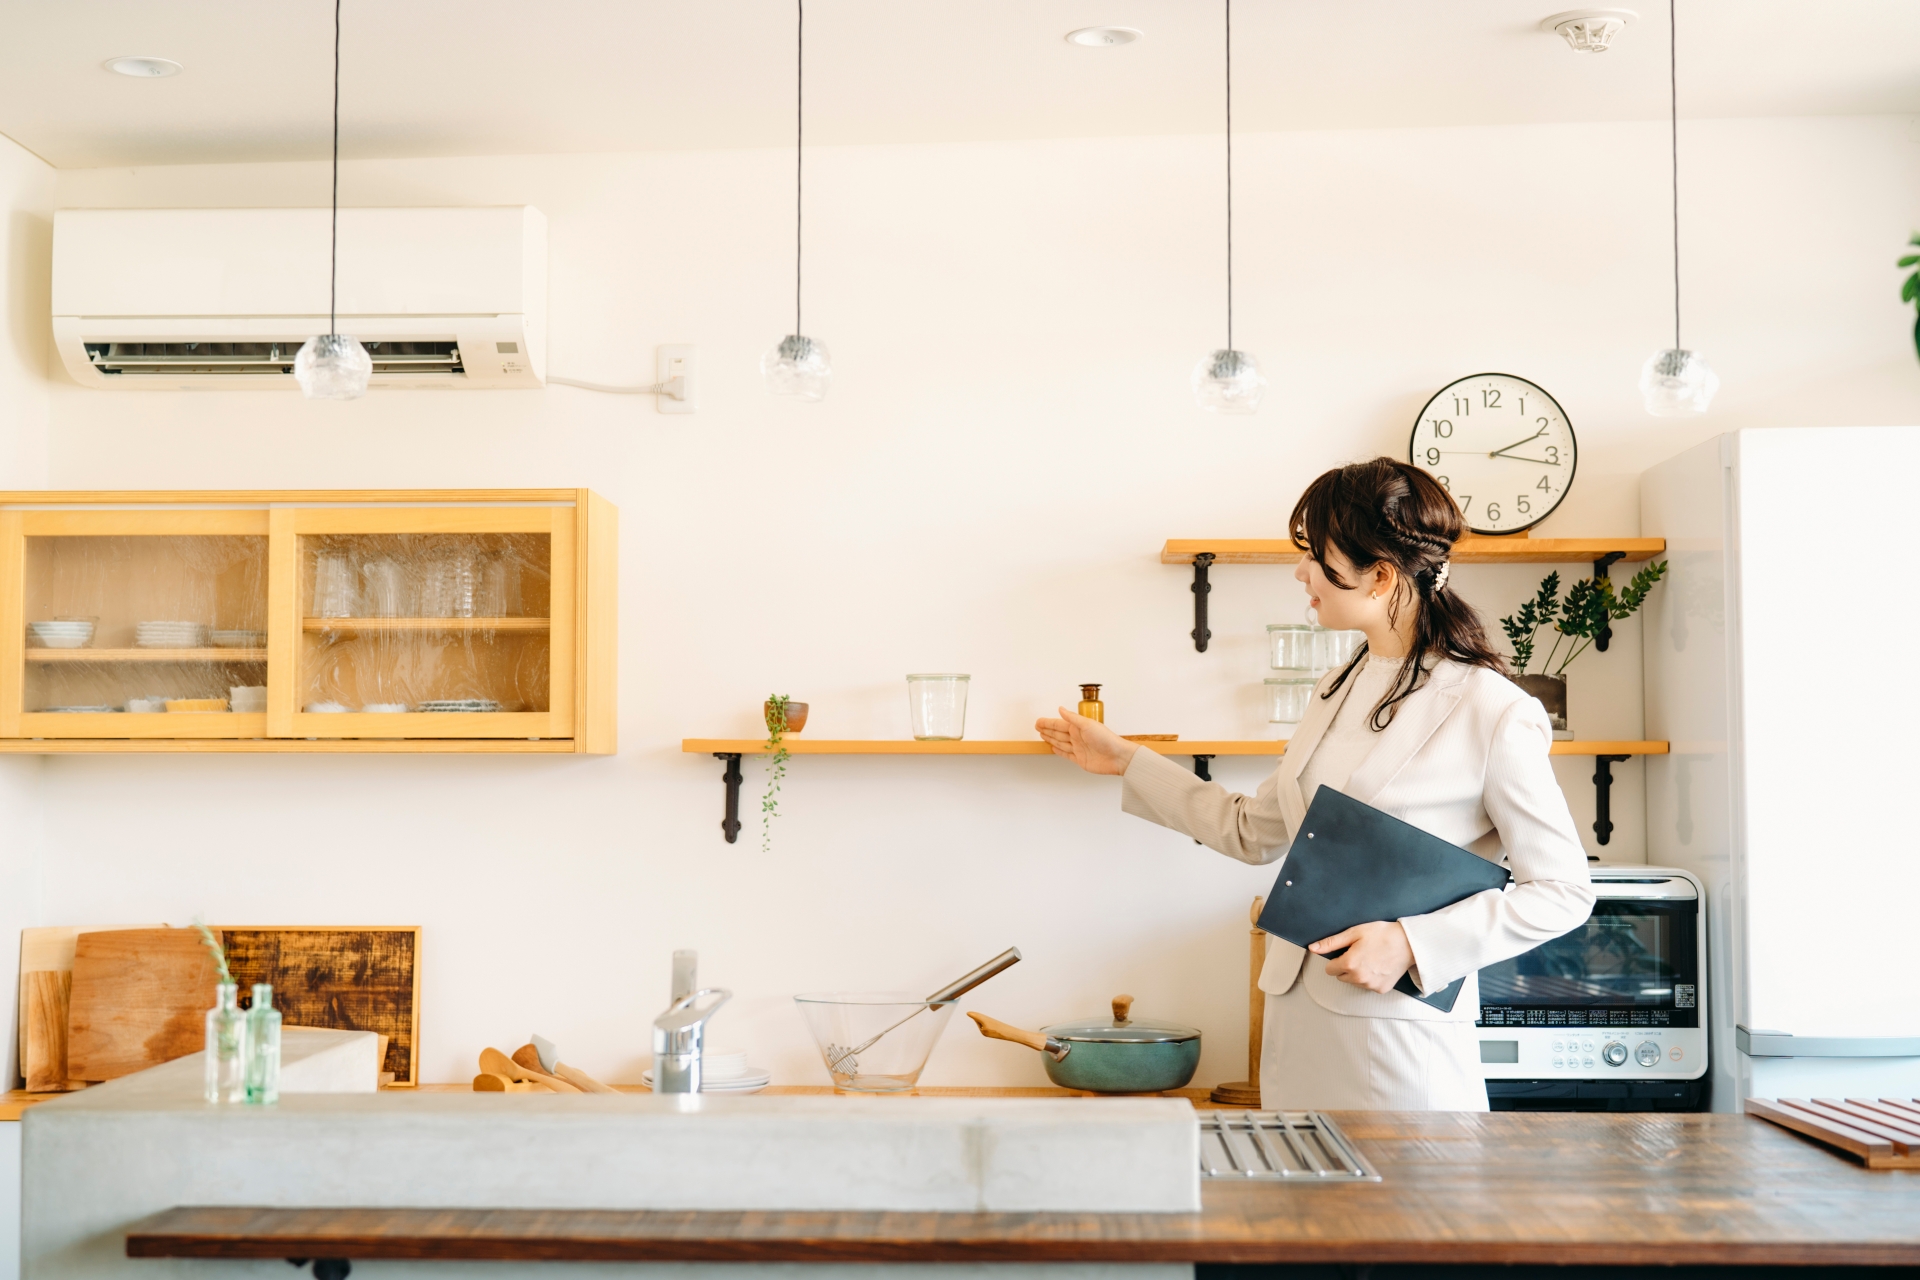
1477, 901, 1699, 1030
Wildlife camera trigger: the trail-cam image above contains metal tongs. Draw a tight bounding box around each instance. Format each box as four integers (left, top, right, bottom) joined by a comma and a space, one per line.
824, 947, 1022, 1072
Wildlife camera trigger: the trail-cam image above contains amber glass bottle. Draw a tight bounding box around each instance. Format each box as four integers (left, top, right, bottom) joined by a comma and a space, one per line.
1077, 683, 1104, 722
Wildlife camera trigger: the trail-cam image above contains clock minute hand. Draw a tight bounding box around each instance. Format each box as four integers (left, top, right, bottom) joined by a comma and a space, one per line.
1492, 455, 1560, 467
1487, 428, 1548, 460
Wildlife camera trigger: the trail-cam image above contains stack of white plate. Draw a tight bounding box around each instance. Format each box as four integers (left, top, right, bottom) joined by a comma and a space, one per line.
135, 621, 209, 649
229, 685, 268, 714
211, 630, 266, 648
126, 696, 174, 714
416, 699, 502, 713
640, 1050, 771, 1094
363, 702, 409, 713
27, 620, 95, 649
41, 705, 120, 714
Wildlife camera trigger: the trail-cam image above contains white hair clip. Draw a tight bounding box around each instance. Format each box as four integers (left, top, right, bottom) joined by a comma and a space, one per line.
1433, 560, 1451, 591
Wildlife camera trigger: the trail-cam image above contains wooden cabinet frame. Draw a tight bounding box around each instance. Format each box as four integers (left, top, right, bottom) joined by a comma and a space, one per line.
0, 491, 616, 755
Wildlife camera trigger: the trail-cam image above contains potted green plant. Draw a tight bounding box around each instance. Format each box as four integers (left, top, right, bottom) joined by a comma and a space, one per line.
1901, 233, 1920, 364
1501, 563, 1667, 736
761, 695, 805, 853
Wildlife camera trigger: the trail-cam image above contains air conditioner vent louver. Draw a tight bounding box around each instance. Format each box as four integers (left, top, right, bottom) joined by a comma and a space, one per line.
84, 340, 463, 376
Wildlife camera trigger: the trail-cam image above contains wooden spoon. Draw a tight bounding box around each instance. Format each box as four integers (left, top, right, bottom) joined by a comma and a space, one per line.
514, 1042, 619, 1093
472, 1072, 553, 1093
479, 1046, 581, 1093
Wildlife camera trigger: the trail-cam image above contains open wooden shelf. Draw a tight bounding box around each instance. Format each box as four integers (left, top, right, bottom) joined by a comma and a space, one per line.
24, 648, 267, 663
0, 738, 576, 754
1161, 535, 1666, 566
682, 738, 1667, 757
302, 617, 550, 634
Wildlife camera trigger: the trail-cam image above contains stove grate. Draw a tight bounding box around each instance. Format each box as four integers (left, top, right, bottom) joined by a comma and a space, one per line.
1198, 1111, 1381, 1181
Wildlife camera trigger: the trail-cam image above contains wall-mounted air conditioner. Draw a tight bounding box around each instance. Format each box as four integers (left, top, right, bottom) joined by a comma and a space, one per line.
52, 206, 547, 390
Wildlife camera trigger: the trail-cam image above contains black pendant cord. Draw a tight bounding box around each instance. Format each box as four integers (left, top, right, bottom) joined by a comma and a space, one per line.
1224, 0, 1234, 352
1668, 0, 1680, 352
795, 0, 804, 338
330, 0, 341, 338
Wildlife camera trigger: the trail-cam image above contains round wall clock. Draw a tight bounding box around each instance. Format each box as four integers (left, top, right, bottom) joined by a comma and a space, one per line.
1407, 372, 1576, 535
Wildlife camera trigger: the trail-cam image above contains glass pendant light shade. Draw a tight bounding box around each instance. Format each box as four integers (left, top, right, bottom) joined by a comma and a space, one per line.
1192, 348, 1265, 414
294, 334, 372, 401
1639, 347, 1717, 417
762, 334, 831, 401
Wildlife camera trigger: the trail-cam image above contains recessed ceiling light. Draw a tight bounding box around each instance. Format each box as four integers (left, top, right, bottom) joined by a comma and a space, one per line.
105, 56, 182, 78
1538, 9, 1638, 53
1065, 26, 1141, 48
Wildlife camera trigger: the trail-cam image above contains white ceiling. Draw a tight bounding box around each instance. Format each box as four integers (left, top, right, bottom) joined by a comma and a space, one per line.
1, 0, 1916, 169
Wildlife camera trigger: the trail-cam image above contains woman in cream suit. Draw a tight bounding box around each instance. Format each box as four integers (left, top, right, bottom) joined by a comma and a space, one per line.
1037, 459, 1594, 1111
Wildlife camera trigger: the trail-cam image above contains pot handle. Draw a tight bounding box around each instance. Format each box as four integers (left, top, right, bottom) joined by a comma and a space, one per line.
967, 1011, 1070, 1062
1112, 994, 1134, 1025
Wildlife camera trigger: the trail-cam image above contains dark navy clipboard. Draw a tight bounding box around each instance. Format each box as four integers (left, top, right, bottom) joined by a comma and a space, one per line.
1255, 786, 1511, 1012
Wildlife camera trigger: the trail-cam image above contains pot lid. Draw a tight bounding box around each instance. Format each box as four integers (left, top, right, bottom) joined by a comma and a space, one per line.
1043, 994, 1200, 1044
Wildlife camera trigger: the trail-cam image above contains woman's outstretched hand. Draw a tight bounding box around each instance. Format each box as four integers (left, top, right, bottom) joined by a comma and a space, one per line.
1035, 707, 1139, 776
1310, 921, 1416, 994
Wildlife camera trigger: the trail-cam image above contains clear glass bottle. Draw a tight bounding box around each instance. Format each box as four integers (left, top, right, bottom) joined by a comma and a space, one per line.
244, 983, 282, 1105
1076, 684, 1104, 723
204, 982, 246, 1104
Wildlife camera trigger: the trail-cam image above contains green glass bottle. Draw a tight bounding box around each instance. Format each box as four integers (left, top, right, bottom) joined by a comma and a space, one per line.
244, 983, 281, 1105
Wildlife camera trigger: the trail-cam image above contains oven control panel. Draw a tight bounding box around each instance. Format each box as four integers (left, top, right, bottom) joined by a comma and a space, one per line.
1478, 1024, 1707, 1080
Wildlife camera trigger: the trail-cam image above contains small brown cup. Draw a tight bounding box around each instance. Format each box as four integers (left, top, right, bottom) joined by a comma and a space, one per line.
766, 700, 808, 734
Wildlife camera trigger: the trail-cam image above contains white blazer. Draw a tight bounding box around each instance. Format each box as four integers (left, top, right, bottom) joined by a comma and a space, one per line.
1120, 657, 1594, 1022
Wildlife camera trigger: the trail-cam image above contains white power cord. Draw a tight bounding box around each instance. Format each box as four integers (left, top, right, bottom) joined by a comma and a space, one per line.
548, 374, 687, 399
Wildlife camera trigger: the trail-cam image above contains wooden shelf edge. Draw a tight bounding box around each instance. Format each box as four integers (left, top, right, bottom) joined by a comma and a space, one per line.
24, 648, 268, 663
1161, 535, 1666, 566
0, 489, 585, 507
301, 618, 551, 633
683, 739, 1670, 757
0, 739, 581, 754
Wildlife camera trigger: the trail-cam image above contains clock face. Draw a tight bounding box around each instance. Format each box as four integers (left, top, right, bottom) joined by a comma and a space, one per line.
1407, 373, 1577, 535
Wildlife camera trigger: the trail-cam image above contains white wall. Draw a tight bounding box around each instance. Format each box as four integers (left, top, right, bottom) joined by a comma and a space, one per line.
28, 114, 1920, 1090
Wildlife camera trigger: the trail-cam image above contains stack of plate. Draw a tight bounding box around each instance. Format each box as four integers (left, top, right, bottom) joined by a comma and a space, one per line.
135, 621, 210, 649
41, 705, 120, 714
229, 686, 268, 714
211, 630, 267, 648
640, 1051, 771, 1094
416, 699, 502, 713
27, 620, 95, 649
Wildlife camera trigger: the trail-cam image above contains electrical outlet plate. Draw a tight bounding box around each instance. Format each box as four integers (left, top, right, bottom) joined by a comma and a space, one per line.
656, 344, 697, 414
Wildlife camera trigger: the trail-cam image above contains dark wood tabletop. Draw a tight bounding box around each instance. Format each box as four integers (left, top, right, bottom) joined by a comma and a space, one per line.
124, 1111, 1920, 1267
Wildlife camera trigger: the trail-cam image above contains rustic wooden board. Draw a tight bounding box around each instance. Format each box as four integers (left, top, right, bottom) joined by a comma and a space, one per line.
21, 971, 71, 1092
1748, 1096, 1920, 1169
220, 928, 421, 1086
66, 929, 222, 1082
120, 1112, 1920, 1267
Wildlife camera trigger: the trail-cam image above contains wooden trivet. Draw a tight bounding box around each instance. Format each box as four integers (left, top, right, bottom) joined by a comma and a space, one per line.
1747, 1096, 1920, 1169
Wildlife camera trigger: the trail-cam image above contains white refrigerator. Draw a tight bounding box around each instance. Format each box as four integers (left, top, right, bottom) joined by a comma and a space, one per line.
1641, 426, 1920, 1111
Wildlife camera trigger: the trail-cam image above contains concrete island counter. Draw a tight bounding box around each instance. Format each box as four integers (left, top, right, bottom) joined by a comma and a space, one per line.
21, 1036, 1920, 1279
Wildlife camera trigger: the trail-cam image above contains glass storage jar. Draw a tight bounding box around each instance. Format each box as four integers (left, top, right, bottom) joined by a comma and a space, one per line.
906, 674, 970, 741
1266, 624, 1316, 672
1265, 676, 1318, 725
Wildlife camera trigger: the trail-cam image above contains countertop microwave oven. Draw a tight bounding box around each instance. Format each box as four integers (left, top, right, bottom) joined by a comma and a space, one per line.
1477, 865, 1708, 1111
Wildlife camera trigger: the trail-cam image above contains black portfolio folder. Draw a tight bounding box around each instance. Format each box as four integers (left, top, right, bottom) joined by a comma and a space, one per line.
1256, 787, 1511, 1012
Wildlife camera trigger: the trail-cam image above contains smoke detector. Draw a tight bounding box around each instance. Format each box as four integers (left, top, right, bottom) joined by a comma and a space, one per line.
1539, 9, 1638, 52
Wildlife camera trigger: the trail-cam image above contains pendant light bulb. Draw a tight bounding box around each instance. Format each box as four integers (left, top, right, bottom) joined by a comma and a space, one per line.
1192, 348, 1266, 414
1193, 0, 1261, 415
300, 0, 367, 402
761, 334, 832, 402
765, 0, 828, 401
1638, 348, 1717, 416
295, 333, 373, 400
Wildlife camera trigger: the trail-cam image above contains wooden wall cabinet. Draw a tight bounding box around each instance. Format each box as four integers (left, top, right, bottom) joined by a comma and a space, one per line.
0, 491, 616, 754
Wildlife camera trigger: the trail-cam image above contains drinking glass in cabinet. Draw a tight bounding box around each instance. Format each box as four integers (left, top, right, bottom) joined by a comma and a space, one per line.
298, 532, 552, 716
906, 673, 969, 741
17, 531, 268, 724
1265, 676, 1318, 725
1267, 624, 1315, 672
312, 550, 359, 618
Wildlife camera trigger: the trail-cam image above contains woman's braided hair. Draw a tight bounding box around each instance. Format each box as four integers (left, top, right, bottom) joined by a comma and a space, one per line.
1289, 457, 1505, 729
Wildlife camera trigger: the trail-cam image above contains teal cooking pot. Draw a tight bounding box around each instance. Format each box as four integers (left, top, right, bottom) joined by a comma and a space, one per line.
968, 994, 1201, 1094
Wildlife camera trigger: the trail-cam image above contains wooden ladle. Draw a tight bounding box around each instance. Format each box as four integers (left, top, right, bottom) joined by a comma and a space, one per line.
479, 1046, 581, 1093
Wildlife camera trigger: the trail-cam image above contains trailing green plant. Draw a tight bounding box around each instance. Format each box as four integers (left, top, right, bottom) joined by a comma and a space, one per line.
1502, 562, 1668, 678
193, 920, 232, 986
762, 694, 791, 854
1902, 233, 1920, 364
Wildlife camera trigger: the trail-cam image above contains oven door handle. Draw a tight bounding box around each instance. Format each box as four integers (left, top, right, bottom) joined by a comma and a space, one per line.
1736, 1026, 1920, 1058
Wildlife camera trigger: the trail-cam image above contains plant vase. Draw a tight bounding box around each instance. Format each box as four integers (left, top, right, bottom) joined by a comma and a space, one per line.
1513, 673, 1570, 740
766, 701, 808, 734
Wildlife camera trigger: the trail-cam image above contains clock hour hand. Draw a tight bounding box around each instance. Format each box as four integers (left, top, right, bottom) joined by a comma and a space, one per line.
1487, 428, 1548, 460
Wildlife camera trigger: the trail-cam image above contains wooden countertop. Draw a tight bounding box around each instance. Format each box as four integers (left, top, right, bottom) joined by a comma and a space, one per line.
121, 1109, 1920, 1267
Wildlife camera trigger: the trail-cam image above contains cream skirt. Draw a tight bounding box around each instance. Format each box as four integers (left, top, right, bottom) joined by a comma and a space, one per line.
1258, 980, 1490, 1112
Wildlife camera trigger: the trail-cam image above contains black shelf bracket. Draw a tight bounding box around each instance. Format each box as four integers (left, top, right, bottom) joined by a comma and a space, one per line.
287, 1262, 351, 1280
1190, 552, 1216, 652
1592, 551, 1627, 653
1591, 753, 1631, 846
1190, 754, 1215, 844
714, 752, 744, 844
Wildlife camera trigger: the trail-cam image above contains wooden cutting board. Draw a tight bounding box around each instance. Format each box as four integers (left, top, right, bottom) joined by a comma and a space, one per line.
220, 927, 422, 1086
17, 924, 160, 1091
67, 928, 223, 1082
